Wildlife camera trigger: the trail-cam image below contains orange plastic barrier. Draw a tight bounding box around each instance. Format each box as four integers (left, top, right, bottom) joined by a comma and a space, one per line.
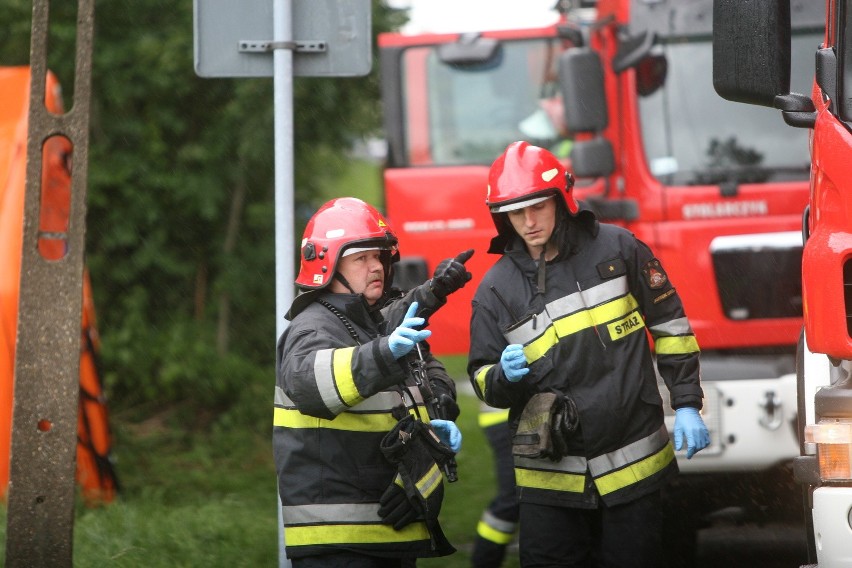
0, 66, 117, 504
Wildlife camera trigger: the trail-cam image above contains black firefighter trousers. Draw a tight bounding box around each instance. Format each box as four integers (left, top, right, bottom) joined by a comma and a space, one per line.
518, 489, 663, 568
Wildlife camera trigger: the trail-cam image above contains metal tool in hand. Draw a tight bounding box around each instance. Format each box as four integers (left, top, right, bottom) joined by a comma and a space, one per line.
410, 343, 459, 482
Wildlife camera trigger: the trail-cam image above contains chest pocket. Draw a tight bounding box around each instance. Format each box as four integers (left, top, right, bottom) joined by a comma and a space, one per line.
596, 258, 626, 279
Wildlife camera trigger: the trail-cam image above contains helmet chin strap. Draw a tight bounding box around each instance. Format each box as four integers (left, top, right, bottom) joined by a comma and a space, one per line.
334, 272, 357, 295
537, 248, 547, 295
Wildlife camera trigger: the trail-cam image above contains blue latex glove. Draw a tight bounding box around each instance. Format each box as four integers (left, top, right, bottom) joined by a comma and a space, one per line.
500, 344, 529, 382
673, 407, 711, 459
430, 419, 462, 453
387, 302, 431, 359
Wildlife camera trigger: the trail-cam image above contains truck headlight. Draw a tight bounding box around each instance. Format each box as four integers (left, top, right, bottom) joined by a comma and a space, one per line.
805, 420, 852, 481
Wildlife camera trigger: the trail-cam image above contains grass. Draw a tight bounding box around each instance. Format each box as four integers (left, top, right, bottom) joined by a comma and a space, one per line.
0, 355, 520, 567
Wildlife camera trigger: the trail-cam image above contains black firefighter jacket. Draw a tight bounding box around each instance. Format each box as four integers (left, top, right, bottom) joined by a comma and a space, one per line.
274, 284, 456, 560
468, 211, 704, 509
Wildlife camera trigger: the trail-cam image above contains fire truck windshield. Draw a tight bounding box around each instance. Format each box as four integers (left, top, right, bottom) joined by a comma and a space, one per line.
638, 33, 819, 186
400, 38, 568, 166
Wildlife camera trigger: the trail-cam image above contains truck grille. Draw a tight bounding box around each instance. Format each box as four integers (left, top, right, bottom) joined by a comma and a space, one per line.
710, 232, 803, 320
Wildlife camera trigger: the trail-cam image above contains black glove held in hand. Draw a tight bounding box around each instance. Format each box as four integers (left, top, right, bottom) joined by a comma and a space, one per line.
436, 393, 460, 422
430, 249, 474, 300
379, 415, 455, 525
378, 475, 421, 530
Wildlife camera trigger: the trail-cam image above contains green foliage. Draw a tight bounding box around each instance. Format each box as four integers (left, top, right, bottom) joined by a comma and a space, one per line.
0, 1, 406, 423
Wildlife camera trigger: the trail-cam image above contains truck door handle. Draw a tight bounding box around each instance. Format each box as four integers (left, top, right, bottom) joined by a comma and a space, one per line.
758, 390, 783, 431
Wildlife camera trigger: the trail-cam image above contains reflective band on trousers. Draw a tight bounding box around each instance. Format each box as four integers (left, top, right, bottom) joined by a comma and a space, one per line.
478, 408, 510, 428
477, 510, 517, 545
282, 503, 431, 546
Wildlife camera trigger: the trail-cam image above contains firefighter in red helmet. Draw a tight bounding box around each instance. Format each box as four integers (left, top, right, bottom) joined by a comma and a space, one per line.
467, 142, 710, 567
274, 197, 474, 567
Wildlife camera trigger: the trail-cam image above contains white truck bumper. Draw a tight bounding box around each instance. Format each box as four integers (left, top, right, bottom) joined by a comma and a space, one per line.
812, 486, 852, 567
661, 372, 799, 473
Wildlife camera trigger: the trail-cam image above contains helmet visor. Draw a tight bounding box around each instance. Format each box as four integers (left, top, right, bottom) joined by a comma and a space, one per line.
489, 194, 554, 214
341, 246, 388, 258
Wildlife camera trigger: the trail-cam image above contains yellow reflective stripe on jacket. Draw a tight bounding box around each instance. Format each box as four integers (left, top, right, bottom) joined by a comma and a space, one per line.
587, 425, 675, 496
554, 294, 639, 338
282, 503, 430, 547
654, 335, 699, 355
273, 407, 398, 432
522, 327, 559, 364
521, 295, 639, 363
514, 426, 675, 496
514, 467, 586, 493
505, 310, 554, 345
649, 316, 692, 336
285, 522, 431, 546
474, 364, 494, 398
650, 317, 700, 355
594, 442, 675, 496
588, 426, 670, 475
504, 287, 640, 365
478, 408, 510, 428
283, 502, 386, 524
314, 347, 362, 414
515, 453, 587, 493
332, 347, 363, 406
605, 310, 645, 341
416, 463, 442, 499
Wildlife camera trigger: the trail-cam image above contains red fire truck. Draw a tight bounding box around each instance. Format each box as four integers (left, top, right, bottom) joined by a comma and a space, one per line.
714, 0, 852, 565
379, 0, 822, 524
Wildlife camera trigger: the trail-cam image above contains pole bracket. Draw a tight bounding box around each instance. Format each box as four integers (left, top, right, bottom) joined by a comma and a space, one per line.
239, 40, 327, 53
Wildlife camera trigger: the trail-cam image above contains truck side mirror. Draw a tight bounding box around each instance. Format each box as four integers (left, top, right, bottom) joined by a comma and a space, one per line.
559, 47, 615, 179
612, 30, 656, 74
559, 47, 608, 132
570, 138, 614, 179
712, 0, 791, 107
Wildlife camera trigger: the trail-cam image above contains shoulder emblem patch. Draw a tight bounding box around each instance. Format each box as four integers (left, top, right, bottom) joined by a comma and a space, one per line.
653, 288, 676, 304
642, 259, 668, 289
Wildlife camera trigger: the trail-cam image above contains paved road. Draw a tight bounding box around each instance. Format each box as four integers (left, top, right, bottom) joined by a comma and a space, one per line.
696, 521, 809, 568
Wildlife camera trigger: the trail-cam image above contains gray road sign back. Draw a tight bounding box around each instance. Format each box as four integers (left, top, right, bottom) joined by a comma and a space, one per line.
194, 0, 371, 78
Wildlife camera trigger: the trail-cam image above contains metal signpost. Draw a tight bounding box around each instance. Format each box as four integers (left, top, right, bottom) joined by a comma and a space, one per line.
5, 1, 95, 565
193, 1, 371, 565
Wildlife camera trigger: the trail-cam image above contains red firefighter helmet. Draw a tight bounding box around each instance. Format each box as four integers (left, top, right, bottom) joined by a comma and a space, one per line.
295, 197, 399, 290
486, 140, 577, 215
